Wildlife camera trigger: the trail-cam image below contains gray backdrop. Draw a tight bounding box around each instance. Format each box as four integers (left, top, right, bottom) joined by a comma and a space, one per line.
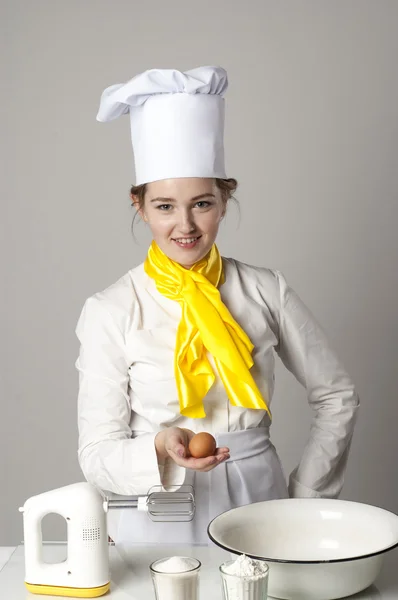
2, 0, 398, 545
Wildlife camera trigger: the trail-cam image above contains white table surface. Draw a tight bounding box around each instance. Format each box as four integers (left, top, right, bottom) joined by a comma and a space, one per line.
0, 546, 16, 571
1, 544, 397, 599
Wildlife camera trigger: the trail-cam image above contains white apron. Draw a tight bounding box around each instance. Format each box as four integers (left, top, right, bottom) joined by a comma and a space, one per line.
109, 427, 288, 546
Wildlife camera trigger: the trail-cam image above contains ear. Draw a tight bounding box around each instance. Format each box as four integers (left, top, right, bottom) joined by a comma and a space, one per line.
130, 193, 147, 222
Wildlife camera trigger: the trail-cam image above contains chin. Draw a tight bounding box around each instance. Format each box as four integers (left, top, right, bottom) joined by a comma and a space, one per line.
156, 238, 214, 266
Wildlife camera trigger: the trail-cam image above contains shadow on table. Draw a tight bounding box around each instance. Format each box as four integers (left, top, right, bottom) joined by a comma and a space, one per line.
268, 585, 381, 600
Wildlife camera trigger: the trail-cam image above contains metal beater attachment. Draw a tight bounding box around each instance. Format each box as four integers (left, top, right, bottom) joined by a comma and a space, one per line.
102, 485, 195, 522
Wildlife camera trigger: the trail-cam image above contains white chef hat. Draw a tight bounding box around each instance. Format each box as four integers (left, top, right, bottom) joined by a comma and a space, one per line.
96, 66, 228, 185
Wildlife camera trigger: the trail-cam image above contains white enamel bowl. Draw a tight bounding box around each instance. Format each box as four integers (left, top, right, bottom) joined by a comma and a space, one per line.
208, 499, 398, 600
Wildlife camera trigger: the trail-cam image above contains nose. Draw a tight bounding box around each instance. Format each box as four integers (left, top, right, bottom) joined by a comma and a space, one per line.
177, 209, 197, 234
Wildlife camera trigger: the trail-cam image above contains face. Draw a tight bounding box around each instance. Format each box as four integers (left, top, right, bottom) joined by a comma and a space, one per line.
134, 178, 226, 268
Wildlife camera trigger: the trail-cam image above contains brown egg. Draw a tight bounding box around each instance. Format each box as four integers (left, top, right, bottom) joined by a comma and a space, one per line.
188, 432, 217, 458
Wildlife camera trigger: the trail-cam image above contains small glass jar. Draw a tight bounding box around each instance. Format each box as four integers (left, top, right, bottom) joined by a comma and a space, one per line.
150, 556, 201, 600
219, 559, 269, 600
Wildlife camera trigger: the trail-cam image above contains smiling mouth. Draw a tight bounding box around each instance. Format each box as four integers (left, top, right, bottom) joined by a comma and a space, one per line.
172, 235, 202, 248
173, 236, 201, 244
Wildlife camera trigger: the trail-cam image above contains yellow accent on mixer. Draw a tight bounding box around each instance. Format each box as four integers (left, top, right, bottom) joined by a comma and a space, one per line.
25, 581, 110, 597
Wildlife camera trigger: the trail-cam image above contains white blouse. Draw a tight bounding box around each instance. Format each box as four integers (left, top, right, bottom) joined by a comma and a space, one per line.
76, 258, 359, 499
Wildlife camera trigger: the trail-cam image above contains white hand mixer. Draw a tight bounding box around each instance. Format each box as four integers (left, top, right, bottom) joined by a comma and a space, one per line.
19, 481, 195, 598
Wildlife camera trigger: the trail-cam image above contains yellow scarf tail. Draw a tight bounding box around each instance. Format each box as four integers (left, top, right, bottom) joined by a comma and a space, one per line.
144, 241, 271, 419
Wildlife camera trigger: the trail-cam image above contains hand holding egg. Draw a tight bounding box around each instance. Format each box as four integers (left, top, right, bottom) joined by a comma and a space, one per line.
183, 430, 230, 471
155, 427, 229, 472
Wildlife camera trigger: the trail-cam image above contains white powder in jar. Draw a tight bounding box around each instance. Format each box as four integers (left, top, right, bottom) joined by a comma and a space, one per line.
153, 555, 198, 573
150, 556, 200, 600
223, 554, 268, 578
221, 555, 269, 600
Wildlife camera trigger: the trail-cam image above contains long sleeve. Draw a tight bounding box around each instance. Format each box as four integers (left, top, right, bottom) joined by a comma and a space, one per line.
273, 271, 360, 498
76, 296, 164, 496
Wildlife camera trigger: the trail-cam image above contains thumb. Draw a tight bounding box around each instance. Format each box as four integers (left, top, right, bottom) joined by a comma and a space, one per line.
168, 442, 186, 458
168, 432, 187, 458
176, 444, 186, 458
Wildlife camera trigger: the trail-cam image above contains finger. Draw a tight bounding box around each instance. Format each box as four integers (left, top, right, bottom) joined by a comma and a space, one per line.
180, 428, 195, 441
179, 455, 219, 469
202, 454, 230, 472
168, 443, 187, 459
171, 447, 230, 464
169, 452, 230, 471
195, 453, 230, 471
167, 432, 190, 457
215, 447, 230, 455
216, 452, 230, 462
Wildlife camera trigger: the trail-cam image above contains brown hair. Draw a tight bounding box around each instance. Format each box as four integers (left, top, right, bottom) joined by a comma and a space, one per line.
130, 178, 238, 231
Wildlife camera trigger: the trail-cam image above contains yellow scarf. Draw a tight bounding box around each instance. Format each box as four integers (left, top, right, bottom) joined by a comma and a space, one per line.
144, 241, 270, 419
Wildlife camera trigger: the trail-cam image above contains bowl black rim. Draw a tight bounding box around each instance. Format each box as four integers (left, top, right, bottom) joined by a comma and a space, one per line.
207, 499, 398, 565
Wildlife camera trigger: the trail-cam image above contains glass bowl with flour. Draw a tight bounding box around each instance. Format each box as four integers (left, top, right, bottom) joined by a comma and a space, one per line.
150, 556, 201, 600
219, 554, 269, 600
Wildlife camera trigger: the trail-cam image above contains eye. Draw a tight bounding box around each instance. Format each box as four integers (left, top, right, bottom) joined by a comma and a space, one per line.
195, 201, 212, 208
156, 204, 172, 211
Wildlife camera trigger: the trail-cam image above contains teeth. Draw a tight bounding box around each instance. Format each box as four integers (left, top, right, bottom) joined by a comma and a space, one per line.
175, 237, 198, 244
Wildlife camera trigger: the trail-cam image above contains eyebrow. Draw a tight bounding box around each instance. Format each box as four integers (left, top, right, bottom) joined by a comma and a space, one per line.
150, 193, 216, 203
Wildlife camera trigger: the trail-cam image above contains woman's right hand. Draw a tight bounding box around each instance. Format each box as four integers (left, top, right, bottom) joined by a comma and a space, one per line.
155, 427, 230, 472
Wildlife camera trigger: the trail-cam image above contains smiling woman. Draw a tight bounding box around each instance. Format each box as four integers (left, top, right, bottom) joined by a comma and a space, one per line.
130, 177, 237, 267
76, 66, 359, 547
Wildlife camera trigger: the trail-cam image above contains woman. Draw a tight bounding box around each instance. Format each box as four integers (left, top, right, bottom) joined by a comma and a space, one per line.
76, 66, 359, 545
